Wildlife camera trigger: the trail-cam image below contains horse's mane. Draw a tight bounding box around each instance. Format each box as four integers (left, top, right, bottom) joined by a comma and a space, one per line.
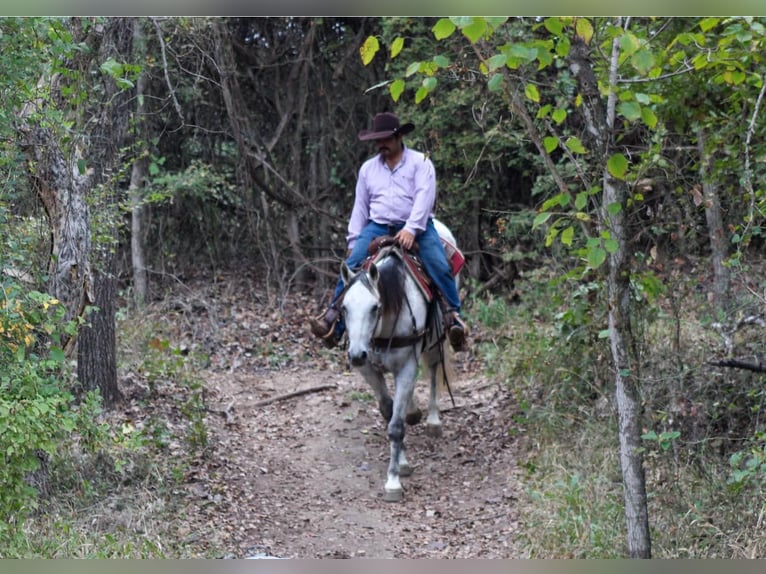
376, 255, 405, 319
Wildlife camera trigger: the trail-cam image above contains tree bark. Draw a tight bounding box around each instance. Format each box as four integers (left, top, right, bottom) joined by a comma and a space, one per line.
21, 116, 93, 357
77, 255, 121, 405
569, 31, 652, 558
696, 127, 729, 313
130, 19, 149, 306
76, 18, 134, 407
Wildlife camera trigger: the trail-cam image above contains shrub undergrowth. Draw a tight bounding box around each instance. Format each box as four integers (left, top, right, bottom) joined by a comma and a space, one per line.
470, 262, 766, 558
0, 271, 212, 557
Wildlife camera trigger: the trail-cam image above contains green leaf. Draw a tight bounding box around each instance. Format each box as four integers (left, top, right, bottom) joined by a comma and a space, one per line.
405, 62, 420, 77
422, 76, 437, 92
699, 17, 720, 32
100, 57, 123, 78
606, 202, 622, 215
588, 246, 607, 269
565, 136, 588, 154
544, 17, 563, 35
485, 17, 508, 31
415, 86, 428, 104
115, 78, 134, 90
560, 225, 574, 246
389, 79, 405, 102
487, 73, 504, 92
487, 53, 507, 71
575, 191, 588, 210
604, 238, 619, 253
533, 212, 552, 228
575, 18, 594, 44
551, 108, 567, 124
641, 107, 658, 129
630, 49, 655, 76
77, 158, 87, 175
433, 55, 450, 67
555, 35, 571, 57
360, 36, 380, 66
607, 153, 628, 180
598, 329, 611, 339
525, 83, 540, 103
542, 192, 569, 210
433, 18, 456, 40
390, 37, 404, 59
461, 18, 487, 44
543, 136, 558, 153
619, 32, 640, 56
618, 101, 642, 121
49, 347, 65, 362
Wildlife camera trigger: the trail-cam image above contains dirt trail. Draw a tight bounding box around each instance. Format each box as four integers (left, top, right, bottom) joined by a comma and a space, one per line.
194, 360, 523, 559
147, 280, 524, 558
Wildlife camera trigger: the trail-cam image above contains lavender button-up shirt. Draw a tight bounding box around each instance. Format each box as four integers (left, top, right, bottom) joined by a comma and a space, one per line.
346, 146, 436, 249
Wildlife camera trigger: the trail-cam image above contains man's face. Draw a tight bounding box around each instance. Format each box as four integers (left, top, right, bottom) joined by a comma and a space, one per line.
376, 135, 400, 158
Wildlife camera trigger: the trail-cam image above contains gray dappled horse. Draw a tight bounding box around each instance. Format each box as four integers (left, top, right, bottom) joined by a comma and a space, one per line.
339, 222, 457, 502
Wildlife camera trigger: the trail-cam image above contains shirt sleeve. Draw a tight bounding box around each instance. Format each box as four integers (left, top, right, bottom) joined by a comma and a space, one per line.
346, 163, 371, 249
403, 155, 436, 237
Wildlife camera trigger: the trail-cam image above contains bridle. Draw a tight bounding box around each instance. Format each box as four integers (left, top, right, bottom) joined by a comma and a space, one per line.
346, 267, 426, 352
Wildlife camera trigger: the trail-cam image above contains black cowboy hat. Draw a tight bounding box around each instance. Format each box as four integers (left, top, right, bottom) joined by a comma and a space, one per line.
357, 112, 415, 141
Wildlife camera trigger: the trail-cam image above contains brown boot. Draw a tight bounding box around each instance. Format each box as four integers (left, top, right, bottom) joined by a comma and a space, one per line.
309, 306, 341, 348
446, 311, 469, 352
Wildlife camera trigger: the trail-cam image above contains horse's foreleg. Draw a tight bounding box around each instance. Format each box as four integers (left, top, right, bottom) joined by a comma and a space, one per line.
360, 366, 393, 422
383, 360, 418, 502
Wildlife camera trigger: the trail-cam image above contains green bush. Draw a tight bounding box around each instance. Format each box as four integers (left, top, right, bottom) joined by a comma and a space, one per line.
0, 281, 84, 546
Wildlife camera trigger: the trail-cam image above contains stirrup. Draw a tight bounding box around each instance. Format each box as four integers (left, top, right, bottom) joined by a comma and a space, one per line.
446, 312, 469, 352
309, 306, 340, 346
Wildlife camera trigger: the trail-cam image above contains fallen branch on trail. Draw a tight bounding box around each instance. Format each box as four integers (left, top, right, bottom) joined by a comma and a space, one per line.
253, 384, 337, 408
206, 399, 236, 423
709, 358, 766, 373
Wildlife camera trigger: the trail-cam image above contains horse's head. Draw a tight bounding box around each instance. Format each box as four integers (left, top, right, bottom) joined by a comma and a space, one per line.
341, 261, 381, 367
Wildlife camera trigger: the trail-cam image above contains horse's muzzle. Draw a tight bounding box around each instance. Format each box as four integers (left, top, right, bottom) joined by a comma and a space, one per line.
348, 349, 368, 367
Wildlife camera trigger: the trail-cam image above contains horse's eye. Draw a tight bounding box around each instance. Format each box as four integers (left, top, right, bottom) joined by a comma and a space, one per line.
371, 304, 380, 315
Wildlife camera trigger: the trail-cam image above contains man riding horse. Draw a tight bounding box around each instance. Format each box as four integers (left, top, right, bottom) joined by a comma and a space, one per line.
309, 111, 469, 352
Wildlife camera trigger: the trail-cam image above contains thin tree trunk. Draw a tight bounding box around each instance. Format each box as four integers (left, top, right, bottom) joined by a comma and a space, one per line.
130, 19, 149, 305
569, 30, 651, 558
696, 127, 729, 312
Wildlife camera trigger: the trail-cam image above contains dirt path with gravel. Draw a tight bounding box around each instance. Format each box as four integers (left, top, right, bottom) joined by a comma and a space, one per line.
152, 280, 525, 558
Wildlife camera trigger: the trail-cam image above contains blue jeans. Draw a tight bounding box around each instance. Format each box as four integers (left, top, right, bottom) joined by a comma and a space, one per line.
330, 220, 461, 334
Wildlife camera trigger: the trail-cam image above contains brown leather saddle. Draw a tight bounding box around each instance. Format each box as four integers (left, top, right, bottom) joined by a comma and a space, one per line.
362, 235, 464, 302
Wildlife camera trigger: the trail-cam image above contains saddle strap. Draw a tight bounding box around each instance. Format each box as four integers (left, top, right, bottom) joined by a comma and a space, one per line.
372, 330, 426, 350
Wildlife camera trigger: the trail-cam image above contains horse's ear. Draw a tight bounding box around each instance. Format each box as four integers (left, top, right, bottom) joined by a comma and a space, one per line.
368, 262, 379, 286
341, 261, 354, 285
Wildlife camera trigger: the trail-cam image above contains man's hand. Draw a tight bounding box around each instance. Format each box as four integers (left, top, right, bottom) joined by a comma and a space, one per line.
394, 229, 415, 251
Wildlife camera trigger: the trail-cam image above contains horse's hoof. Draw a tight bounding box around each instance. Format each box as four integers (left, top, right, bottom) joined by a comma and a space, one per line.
383, 488, 403, 502
405, 409, 423, 425
426, 423, 443, 438
399, 462, 413, 477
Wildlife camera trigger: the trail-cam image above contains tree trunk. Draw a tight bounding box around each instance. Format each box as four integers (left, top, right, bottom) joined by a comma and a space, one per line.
130, 19, 149, 306
75, 18, 135, 407
21, 122, 92, 357
77, 256, 121, 406
696, 127, 729, 313
568, 31, 652, 558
